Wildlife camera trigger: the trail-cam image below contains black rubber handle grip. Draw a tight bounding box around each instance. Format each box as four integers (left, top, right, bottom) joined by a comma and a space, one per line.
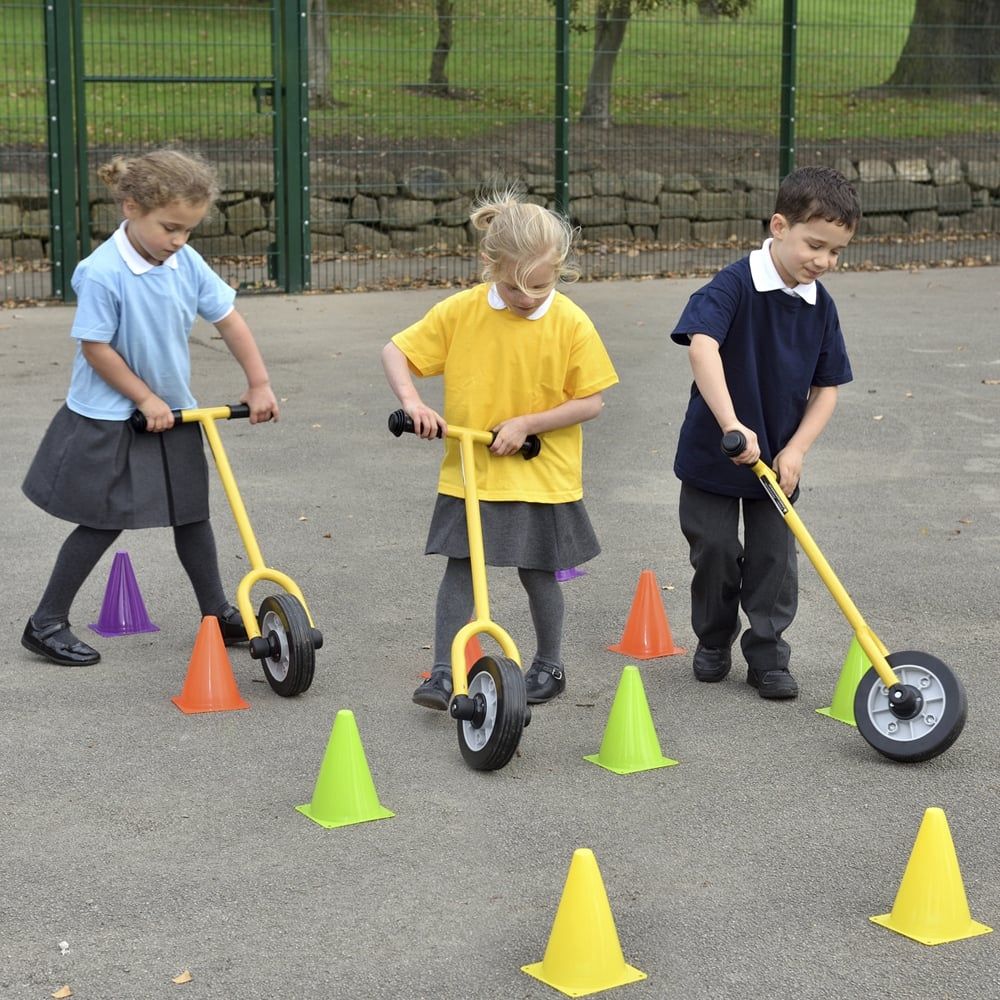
387, 409, 541, 460
721, 430, 747, 457
130, 403, 251, 432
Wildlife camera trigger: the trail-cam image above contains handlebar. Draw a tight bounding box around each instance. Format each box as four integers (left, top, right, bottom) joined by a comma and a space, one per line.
721, 430, 747, 457
130, 403, 251, 433
387, 409, 541, 460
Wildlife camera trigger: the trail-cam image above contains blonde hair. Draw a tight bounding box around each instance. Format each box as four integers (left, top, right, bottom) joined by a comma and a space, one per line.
470, 188, 579, 294
97, 148, 220, 212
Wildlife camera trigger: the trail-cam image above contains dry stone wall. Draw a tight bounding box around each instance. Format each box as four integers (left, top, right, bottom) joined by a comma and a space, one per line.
2, 155, 998, 263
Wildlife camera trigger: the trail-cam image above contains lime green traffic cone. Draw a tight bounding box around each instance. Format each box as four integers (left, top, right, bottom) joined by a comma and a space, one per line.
584, 665, 678, 774
296, 710, 395, 829
816, 636, 871, 727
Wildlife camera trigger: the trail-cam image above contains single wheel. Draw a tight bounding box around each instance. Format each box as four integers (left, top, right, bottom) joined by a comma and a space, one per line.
456, 655, 527, 771
256, 593, 316, 697
854, 650, 966, 763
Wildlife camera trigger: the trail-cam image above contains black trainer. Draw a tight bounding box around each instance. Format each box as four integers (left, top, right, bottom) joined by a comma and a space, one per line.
524, 662, 565, 705
216, 604, 249, 646
692, 643, 732, 682
412, 671, 453, 710
21, 619, 100, 666
747, 667, 799, 699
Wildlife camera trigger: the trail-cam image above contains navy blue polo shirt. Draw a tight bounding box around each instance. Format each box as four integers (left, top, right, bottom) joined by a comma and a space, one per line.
671, 256, 852, 498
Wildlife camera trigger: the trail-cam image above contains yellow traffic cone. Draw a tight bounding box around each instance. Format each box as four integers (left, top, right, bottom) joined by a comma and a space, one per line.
522, 848, 646, 997
584, 666, 678, 774
816, 636, 870, 726
296, 710, 395, 830
871, 807, 992, 945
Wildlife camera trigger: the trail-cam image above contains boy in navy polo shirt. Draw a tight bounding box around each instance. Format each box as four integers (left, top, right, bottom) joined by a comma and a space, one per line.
671, 166, 861, 699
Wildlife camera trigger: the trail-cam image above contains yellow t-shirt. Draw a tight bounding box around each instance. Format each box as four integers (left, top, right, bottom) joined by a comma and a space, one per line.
392, 283, 619, 502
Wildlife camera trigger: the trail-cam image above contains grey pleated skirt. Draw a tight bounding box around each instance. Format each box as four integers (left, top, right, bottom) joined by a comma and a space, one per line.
22, 404, 210, 530
425, 494, 600, 571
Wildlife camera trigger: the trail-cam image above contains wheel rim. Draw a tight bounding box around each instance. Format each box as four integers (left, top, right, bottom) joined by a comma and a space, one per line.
864, 662, 948, 743
260, 609, 290, 682
462, 670, 498, 751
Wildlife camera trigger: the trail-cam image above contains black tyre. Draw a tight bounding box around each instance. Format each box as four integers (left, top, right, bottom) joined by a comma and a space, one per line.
854, 650, 966, 763
257, 593, 315, 697
457, 655, 527, 771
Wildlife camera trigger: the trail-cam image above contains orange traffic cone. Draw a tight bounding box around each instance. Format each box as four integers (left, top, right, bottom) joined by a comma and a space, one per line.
464, 632, 485, 670
172, 616, 250, 714
608, 570, 685, 659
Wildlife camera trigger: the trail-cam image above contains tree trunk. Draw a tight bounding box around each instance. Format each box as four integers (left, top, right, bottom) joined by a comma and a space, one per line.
886, 0, 1000, 91
580, 0, 633, 127
307, 0, 332, 107
428, 0, 456, 93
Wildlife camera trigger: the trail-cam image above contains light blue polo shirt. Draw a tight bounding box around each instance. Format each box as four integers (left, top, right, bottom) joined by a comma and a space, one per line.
66, 222, 236, 419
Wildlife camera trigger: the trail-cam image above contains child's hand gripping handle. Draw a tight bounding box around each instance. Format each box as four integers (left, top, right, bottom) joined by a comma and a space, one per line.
129, 404, 252, 432
721, 430, 747, 458
387, 409, 541, 460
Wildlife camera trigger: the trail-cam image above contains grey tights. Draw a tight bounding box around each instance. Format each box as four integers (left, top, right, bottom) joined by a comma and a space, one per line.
33, 521, 229, 631
432, 557, 564, 675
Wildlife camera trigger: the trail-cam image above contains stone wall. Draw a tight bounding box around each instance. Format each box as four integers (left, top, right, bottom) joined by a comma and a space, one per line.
2, 154, 998, 263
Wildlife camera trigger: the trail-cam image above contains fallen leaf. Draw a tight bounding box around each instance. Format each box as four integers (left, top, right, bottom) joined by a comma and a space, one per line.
298, 516, 308, 521
873, 414, 884, 421
904, 391, 913, 398
959, 517, 973, 525
172, 970, 193, 985
52, 988, 72, 999
982, 379, 1000, 385
322, 532, 332, 538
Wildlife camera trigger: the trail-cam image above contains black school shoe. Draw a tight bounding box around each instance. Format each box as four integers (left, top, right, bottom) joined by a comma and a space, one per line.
747, 666, 799, 699
524, 662, 565, 705
21, 619, 100, 666
412, 671, 453, 710
692, 643, 732, 682
216, 604, 249, 646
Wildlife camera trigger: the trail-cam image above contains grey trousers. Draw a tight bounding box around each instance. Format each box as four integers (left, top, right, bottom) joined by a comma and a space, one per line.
679, 481, 798, 673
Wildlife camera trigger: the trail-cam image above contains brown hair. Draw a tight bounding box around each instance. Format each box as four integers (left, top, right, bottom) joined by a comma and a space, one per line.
97, 148, 220, 212
775, 166, 862, 231
470, 188, 579, 294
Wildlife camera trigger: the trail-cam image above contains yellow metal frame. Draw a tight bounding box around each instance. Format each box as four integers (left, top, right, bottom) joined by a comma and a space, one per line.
178, 406, 316, 641
446, 425, 521, 698
749, 459, 900, 689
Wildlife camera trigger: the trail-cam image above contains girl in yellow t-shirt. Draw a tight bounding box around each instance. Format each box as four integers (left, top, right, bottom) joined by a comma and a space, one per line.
382, 190, 619, 709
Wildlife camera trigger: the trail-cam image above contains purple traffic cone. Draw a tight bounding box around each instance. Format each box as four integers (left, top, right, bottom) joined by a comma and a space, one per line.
90, 551, 159, 637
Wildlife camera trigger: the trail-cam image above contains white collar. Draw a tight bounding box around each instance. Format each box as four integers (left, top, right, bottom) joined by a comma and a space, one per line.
113, 220, 180, 274
749, 238, 816, 305
487, 283, 555, 320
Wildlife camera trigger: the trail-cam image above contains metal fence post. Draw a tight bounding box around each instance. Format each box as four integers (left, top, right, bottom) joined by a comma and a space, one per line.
554, 0, 570, 219
779, 0, 797, 179
44, 0, 78, 302
274, 0, 310, 293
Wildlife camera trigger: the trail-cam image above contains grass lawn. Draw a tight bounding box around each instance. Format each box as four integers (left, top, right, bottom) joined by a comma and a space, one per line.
1, 0, 995, 149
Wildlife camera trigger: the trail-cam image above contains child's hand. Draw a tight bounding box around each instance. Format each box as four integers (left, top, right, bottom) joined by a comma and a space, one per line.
490, 416, 530, 456
138, 394, 174, 433
773, 446, 804, 496
724, 423, 760, 465
406, 403, 446, 440
242, 383, 279, 424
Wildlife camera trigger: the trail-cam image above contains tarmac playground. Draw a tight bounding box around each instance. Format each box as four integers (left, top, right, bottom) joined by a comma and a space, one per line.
2, 266, 1000, 999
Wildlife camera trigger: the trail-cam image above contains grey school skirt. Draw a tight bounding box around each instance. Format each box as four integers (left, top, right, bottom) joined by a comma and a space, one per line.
425, 494, 600, 571
22, 404, 210, 530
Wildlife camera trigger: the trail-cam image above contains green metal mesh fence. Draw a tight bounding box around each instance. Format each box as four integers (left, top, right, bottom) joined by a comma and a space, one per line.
1, 0, 998, 302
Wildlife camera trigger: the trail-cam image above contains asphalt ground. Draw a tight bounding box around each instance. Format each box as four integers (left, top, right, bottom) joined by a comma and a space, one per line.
2, 267, 999, 1000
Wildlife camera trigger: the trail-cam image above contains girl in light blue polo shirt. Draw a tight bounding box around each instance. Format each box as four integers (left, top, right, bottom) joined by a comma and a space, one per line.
21, 149, 279, 666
